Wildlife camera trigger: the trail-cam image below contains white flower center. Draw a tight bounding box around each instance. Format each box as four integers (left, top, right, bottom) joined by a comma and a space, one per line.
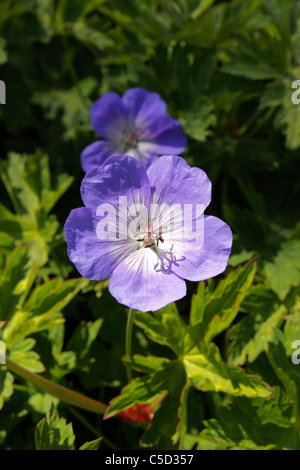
134, 219, 164, 250
119, 129, 141, 152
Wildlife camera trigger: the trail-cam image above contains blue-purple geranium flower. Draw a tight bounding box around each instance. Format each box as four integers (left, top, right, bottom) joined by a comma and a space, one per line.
64, 155, 232, 312
80, 88, 187, 173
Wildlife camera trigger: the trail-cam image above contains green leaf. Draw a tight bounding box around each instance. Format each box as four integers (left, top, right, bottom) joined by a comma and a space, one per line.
267, 334, 299, 407
228, 305, 286, 365
188, 261, 256, 346
23, 150, 73, 215
171, 383, 191, 444
191, 0, 216, 19
0, 152, 73, 263
260, 81, 286, 108
23, 278, 88, 318
0, 244, 40, 321
221, 30, 288, 80
263, 240, 300, 300
28, 393, 60, 414
9, 339, 44, 373
122, 354, 170, 374
66, 318, 103, 362
105, 361, 183, 419
284, 297, 300, 354
0, 369, 14, 410
183, 342, 273, 397
142, 391, 184, 449
134, 303, 186, 355
141, 362, 187, 449
0, 37, 7, 64
0, 204, 22, 251
68, 21, 114, 50
79, 438, 102, 450
264, 0, 291, 44
179, 96, 216, 141
291, 18, 300, 63
32, 78, 97, 140
174, 9, 217, 48
3, 278, 88, 345
275, 75, 300, 150
35, 404, 75, 450
199, 388, 296, 450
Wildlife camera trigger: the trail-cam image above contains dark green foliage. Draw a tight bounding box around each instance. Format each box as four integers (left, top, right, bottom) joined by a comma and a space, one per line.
1, 0, 300, 450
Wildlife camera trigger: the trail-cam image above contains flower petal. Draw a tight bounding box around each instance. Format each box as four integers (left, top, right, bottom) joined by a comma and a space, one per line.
147, 155, 212, 209
108, 248, 187, 312
122, 88, 167, 128
80, 140, 121, 173
163, 215, 232, 281
125, 147, 158, 167
91, 92, 127, 139
80, 154, 151, 209
139, 115, 187, 155
64, 207, 135, 280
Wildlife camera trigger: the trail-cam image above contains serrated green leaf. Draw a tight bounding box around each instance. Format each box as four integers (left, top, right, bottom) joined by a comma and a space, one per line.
3, 278, 88, 345
199, 388, 295, 450
23, 277, 88, 317
228, 305, 286, 365
188, 261, 256, 347
263, 240, 300, 300
35, 404, 75, 450
79, 438, 102, 450
0, 244, 40, 321
134, 303, 186, 355
0, 152, 73, 263
183, 342, 273, 397
9, 338, 44, 373
221, 28, 288, 80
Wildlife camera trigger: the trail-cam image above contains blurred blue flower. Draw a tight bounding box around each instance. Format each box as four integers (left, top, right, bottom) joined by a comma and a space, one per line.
64, 155, 232, 312
81, 88, 187, 172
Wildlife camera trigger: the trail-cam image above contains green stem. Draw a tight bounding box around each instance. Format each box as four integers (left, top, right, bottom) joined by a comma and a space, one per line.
5, 357, 107, 415
125, 308, 135, 382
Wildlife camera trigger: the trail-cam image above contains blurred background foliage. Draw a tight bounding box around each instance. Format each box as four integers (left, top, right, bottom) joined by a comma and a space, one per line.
0, 0, 300, 450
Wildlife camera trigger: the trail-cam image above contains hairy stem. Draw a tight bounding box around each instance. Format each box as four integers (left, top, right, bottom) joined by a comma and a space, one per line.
5, 357, 107, 415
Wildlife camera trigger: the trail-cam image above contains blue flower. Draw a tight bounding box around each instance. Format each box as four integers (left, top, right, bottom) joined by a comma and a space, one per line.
64, 155, 232, 312
81, 88, 187, 172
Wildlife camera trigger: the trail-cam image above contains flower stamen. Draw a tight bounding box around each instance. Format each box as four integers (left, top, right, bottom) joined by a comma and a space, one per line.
134, 219, 165, 250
